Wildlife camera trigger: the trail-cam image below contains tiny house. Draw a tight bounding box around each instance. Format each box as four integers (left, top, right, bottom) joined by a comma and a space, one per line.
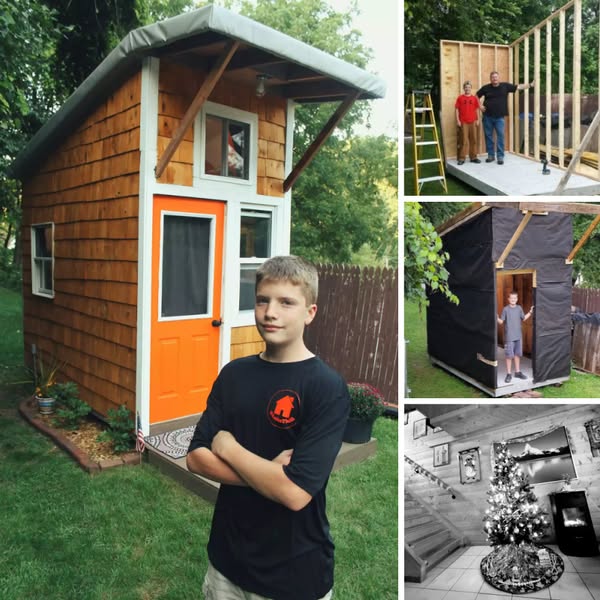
11, 5, 385, 432
427, 201, 600, 397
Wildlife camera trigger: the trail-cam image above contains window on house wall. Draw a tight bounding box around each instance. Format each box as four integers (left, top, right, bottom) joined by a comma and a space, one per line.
31, 223, 54, 297
239, 210, 272, 311
205, 115, 250, 180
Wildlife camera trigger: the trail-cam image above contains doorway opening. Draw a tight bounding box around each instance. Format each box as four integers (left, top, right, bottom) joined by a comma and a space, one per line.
496, 270, 536, 390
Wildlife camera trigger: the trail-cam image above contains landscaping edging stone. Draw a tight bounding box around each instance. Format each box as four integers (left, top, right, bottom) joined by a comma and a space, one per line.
18, 396, 141, 474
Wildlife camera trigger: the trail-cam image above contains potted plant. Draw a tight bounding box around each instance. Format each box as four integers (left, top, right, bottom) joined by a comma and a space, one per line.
343, 383, 386, 444
34, 356, 64, 415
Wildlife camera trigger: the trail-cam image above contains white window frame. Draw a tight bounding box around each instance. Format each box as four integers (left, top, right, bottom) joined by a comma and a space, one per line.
158, 210, 216, 322
194, 101, 258, 193
237, 206, 275, 323
31, 222, 55, 299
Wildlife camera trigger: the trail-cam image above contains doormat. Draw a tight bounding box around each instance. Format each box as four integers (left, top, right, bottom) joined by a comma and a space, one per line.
480, 544, 564, 595
145, 426, 195, 459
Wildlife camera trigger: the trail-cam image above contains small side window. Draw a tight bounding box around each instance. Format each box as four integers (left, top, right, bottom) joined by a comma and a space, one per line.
239, 210, 272, 311
205, 115, 250, 180
31, 223, 54, 298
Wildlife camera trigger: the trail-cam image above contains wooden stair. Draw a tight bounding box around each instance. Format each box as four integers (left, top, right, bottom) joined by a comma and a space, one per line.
404, 490, 465, 582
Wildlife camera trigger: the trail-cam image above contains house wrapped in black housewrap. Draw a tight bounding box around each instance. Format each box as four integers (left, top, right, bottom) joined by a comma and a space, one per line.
425, 202, 600, 397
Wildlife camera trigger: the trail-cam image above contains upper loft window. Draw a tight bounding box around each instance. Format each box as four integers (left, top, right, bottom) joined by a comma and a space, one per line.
31, 223, 54, 298
205, 116, 250, 180
196, 102, 257, 188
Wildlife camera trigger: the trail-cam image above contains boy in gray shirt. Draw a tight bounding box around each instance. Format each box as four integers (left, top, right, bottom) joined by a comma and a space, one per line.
497, 291, 534, 383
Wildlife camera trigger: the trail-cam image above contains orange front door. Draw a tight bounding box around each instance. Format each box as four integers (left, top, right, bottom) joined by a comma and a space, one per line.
150, 195, 224, 423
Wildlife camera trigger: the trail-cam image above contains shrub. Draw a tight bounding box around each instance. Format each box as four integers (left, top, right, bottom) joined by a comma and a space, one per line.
52, 382, 91, 430
97, 405, 135, 453
347, 383, 386, 421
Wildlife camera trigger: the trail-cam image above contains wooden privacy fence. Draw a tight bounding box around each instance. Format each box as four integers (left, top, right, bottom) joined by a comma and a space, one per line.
304, 264, 398, 408
573, 287, 600, 312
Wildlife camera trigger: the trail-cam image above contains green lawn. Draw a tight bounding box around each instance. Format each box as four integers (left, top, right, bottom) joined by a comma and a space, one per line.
405, 298, 600, 398
0, 287, 398, 599
404, 139, 482, 196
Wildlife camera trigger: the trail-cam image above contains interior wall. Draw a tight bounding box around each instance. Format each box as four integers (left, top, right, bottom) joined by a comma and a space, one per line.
404, 405, 600, 545
440, 40, 511, 160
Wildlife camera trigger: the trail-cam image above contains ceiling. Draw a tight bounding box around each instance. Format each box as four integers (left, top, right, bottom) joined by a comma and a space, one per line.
405, 404, 572, 437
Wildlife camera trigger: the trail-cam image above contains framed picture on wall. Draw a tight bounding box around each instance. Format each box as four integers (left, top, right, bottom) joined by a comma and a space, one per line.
433, 443, 450, 467
459, 447, 481, 484
494, 426, 577, 485
413, 418, 428, 439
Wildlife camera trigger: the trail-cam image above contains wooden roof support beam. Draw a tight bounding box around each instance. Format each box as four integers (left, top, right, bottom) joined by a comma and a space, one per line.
483, 201, 600, 215
566, 214, 600, 264
283, 91, 360, 192
155, 40, 240, 179
496, 211, 533, 269
552, 108, 600, 196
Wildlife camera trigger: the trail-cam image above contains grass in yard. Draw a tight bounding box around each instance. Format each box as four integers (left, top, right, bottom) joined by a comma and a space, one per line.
0, 286, 398, 599
0, 286, 31, 402
405, 298, 600, 398
403, 139, 482, 196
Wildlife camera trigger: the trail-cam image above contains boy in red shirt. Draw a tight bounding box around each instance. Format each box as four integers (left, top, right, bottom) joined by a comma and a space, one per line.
455, 81, 481, 165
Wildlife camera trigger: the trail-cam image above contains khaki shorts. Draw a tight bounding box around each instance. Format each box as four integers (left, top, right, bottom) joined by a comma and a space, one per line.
202, 562, 333, 600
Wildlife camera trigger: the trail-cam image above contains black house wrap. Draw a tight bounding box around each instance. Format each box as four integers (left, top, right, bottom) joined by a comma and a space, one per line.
426, 204, 573, 396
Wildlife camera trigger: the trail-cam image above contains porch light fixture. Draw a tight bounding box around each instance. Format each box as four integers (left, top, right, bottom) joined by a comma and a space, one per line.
255, 74, 269, 97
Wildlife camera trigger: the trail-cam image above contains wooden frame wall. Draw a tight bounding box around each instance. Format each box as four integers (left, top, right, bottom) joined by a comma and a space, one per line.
440, 41, 511, 160
510, 0, 584, 171
440, 0, 600, 180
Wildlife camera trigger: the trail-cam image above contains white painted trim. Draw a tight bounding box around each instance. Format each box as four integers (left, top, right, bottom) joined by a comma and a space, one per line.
193, 101, 258, 191
282, 100, 296, 253
157, 210, 216, 322
136, 56, 159, 434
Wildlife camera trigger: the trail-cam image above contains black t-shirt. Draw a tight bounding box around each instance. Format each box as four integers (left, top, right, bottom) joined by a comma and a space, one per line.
188, 354, 350, 600
476, 82, 518, 117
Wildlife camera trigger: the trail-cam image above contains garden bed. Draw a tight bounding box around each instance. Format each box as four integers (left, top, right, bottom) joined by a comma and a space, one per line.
18, 396, 141, 474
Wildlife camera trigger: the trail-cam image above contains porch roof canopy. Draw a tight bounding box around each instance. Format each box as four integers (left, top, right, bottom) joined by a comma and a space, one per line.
11, 4, 385, 179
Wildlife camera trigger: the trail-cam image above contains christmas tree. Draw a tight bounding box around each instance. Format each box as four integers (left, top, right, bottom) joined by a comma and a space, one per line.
483, 442, 549, 546
480, 443, 564, 593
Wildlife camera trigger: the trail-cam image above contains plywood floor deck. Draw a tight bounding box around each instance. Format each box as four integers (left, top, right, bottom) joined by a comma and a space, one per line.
446, 153, 600, 195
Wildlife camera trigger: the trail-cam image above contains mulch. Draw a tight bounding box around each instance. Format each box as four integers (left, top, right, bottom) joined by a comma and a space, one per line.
18, 396, 142, 474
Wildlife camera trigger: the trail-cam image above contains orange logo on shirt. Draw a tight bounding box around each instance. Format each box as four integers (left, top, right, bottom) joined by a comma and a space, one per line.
267, 390, 300, 429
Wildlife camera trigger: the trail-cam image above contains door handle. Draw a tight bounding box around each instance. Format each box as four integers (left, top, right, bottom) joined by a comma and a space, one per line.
211, 319, 223, 327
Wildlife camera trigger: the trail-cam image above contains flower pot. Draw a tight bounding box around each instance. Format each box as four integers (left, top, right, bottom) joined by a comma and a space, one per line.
36, 396, 56, 415
342, 416, 374, 444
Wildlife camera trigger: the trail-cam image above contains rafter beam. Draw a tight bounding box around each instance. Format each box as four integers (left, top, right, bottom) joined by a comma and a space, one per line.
155, 40, 240, 179
566, 214, 600, 264
283, 92, 359, 192
483, 201, 600, 215
496, 211, 533, 269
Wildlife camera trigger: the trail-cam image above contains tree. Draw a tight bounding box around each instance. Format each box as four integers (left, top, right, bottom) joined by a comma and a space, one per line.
483, 443, 549, 546
572, 212, 600, 288
0, 0, 63, 287
404, 202, 458, 309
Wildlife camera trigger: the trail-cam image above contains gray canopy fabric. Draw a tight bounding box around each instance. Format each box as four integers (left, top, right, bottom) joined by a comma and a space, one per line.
11, 4, 385, 179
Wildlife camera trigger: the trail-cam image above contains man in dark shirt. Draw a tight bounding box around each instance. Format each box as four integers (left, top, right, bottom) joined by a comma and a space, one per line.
477, 71, 534, 165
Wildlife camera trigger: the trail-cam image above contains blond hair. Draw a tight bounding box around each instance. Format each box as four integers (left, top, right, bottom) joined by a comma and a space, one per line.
256, 256, 318, 305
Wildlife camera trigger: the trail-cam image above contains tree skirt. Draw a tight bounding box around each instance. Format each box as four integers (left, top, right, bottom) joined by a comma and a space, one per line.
145, 426, 195, 459
480, 544, 564, 595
